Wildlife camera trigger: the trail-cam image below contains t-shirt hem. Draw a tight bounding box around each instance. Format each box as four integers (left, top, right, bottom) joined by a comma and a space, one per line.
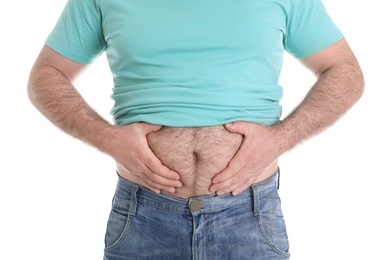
291, 33, 344, 59
45, 36, 97, 64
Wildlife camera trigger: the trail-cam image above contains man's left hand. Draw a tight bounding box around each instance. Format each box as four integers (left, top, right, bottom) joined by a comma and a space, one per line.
210, 121, 282, 196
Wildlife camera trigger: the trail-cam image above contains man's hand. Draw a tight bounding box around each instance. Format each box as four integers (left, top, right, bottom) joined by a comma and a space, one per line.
109, 122, 183, 194
210, 122, 281, 196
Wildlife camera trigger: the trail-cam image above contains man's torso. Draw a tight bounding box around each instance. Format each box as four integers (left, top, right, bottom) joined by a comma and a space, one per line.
118, 126, 278, 198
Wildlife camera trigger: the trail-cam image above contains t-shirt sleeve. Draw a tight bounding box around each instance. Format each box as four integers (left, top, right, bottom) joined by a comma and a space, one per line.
45, 0, 106, 64
284, 0, 344, 59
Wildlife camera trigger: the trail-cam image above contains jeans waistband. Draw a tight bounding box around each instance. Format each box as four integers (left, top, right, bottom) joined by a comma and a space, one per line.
116, 168, 280, 214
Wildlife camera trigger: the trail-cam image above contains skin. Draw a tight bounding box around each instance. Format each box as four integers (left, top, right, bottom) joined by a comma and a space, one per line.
210, 38, 364, 195
28, 45, 182, 194
27, 38, 364, 195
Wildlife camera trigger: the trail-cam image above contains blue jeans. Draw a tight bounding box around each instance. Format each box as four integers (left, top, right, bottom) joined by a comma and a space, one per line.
104, 169, 290, 260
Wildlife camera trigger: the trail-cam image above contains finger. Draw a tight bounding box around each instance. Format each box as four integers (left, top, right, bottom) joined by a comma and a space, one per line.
142, 164, 183, 188
140, 174, 178, 194
231, 175, 259, 196
212, 169, 250, 195
213, 168, 257, 196
211, 149, 246, 184
224, 121, 250, 135
140, 122, 164, 134
132, 164, 181, 193
134, 124, 181, 181
143, 150, 182, 181
132, 175, 167, 194
117, 167, 163, 194
214, 176, 243, 196
120, 155, 182, 190
210, 164, 248, 194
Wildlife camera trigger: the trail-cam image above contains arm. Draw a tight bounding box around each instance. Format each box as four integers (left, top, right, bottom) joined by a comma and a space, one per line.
28, 45, 182, 193
210, 38, 364, 195
275, 38, 364, 151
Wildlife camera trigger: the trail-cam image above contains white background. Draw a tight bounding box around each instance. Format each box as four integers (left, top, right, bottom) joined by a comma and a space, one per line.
1, 0, 389, 259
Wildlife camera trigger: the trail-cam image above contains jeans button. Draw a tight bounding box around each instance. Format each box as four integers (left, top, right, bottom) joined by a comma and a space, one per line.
190, 200, 202, 211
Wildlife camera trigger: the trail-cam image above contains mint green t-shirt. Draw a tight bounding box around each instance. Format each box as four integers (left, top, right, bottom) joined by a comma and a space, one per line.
46, 0, 343, 127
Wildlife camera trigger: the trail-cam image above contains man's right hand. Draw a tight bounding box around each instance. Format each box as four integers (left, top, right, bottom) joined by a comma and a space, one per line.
107, 122, 183, 194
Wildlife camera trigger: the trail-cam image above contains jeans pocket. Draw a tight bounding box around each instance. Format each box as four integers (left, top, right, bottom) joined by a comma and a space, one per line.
104, 187, 136, 251
255, 190, 290, 257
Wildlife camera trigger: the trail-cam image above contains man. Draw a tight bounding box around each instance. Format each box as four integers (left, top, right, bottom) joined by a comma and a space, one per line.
28, 0, 364, 259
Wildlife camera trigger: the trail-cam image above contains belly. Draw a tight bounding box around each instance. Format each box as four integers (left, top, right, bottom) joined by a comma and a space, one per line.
147, 125, 243, 197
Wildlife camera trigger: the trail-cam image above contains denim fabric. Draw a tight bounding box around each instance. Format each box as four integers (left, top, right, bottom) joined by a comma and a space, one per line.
103, 170, 290, 260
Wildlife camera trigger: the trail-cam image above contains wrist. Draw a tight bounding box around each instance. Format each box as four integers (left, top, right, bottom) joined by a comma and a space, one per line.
270, 121, 297, 155
90, 124, 120, 157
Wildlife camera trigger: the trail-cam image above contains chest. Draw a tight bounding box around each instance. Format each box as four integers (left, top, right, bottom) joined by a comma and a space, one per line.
102, 0, 287, 70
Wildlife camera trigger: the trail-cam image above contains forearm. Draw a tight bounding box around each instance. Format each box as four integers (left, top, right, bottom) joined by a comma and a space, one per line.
28, 65, 115, 154
274, 59, 364, 154
28, 58, 181, 192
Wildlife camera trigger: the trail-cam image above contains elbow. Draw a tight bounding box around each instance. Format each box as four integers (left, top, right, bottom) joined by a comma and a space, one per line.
337, 58, 365, 106
27, 65, 50, 111
27, 67, 43, 110
27, 65, 54, 109
27, 71, 38, 108
353, 65, 365, 104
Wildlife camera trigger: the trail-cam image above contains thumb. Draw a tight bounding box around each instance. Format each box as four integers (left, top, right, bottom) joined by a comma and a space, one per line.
141, 122, 163, 134
224, 121, 247, 135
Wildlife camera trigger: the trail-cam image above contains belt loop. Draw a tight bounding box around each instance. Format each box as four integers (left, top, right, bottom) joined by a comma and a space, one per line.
277, 167, 280, 190
252, 185, 260, 216
129, 185, 139, 216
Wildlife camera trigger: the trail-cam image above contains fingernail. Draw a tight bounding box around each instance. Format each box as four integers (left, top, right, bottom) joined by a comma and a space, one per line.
216, 191, 225, 196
